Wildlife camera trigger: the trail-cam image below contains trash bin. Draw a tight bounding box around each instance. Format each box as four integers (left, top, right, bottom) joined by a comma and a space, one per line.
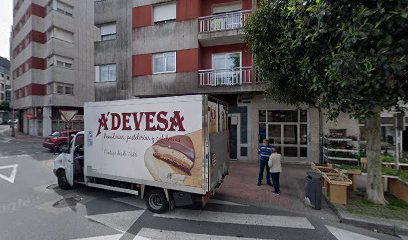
305, 171, 323, 210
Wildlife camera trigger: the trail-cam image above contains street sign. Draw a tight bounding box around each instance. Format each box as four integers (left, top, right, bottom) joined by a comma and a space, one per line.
26, 113, 33, 119
59, 110, 78, 122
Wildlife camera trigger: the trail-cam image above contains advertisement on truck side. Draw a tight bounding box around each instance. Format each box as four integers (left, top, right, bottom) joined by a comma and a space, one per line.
84, 96, 205, 189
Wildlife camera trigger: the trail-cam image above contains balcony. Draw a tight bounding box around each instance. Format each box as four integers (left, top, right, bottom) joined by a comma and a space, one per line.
198, 10, 251, 47
199, 67, 259, 86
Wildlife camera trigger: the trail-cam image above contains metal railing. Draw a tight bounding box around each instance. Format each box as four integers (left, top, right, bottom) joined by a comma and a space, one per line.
199, 10, 252, 33
199, 67, 255, 86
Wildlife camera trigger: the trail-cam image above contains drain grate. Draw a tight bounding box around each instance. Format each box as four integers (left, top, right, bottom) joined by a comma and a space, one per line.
52, 196, 82, 208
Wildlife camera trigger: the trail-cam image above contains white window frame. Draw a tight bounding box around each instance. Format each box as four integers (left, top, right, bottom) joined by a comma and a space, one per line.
153, 2, 177, 23
100, 23, 117, 41
95, 64, 117, 82
48, 55, 73, 69
153, 52, 176, 74
212, 51, 242, 70
48, 82, 74, 95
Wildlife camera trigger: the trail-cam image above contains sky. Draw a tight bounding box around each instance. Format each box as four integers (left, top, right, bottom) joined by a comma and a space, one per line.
0, 1, 13, 60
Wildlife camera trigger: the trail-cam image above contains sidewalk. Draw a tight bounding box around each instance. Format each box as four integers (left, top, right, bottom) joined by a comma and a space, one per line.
217, 161, 338, 221
0, 126, 44, 142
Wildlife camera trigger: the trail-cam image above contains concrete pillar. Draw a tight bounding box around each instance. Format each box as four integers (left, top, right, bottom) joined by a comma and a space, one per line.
42, 107, 52, 137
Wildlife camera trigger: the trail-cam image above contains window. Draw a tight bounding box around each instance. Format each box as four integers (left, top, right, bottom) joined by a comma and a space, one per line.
212, 52, 241, 70
56, 1, 73, 16
49, 82, 74, 95
212, 2, 242, 14
153, 52, 176, 74
153, 2, 176, 23
48, 55, 73, 69
95, 64, 116, 82
47, 27, 74, 43
100, 23, 116, 41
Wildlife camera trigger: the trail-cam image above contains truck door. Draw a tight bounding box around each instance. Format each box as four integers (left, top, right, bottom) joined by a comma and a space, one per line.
65, 134, 82, 186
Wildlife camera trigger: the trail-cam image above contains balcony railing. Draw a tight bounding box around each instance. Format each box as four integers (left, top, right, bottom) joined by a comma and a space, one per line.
199, 10, 252, 33
199, 67, 258, 86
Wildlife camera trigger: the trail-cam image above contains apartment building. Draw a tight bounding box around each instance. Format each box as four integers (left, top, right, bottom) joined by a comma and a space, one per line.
92, 0, 321, 163
93, 0, 408, 163
11, 0, 97, 137
0, 57, 11, 102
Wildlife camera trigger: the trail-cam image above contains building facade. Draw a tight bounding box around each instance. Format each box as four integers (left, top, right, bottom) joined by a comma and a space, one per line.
10, 0, 97, 137
93, 0, 408, 163
93, 0, 322, 163
0, 57, 11, 102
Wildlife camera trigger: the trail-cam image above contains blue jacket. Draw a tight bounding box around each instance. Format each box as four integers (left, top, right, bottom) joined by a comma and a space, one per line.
258, 144, 272, 161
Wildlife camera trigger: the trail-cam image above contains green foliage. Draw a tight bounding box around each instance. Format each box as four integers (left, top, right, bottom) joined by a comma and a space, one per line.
244, 0, 408, 120
0, 101, 10, 112
399, 170, 408, 183
380, 154, 396, 163
382, 167, 399, 176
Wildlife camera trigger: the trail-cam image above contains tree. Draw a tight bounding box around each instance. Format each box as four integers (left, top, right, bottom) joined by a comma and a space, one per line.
0, 101, 11, 112
245, 0, 408, 204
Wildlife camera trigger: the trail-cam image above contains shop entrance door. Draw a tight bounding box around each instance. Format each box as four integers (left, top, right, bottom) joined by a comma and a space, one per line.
259, 110, 308, 163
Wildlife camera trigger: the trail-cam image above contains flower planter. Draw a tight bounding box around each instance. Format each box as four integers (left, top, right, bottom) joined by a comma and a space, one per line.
325, 175, 352, 205
343, 169, 362, 192
388, 179, 408, 204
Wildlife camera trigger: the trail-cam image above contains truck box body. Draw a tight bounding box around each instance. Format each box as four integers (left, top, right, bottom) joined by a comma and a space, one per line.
84, 95, 229, 195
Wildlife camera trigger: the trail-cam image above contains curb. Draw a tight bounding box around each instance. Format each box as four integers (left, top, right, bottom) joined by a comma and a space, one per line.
324, 194, 408, 236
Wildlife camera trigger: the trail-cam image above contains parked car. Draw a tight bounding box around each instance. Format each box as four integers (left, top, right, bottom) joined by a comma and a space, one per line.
43, 130, 80, 152
7, 119, 18, 124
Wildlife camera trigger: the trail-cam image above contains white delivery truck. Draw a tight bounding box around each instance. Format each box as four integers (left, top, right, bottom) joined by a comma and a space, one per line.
54, 95, 230, 213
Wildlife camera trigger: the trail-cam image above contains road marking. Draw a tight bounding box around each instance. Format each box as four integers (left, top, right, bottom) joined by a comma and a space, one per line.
0, 164, 18, 183
0, 154, 31, 159
72, 234, 123, 240
112, 196, 146, 209
86, 210, 145, 233
134, 228, 271, 240
208, 199, 248, 206
154, 209, 315, 229
326, 225, 378, 240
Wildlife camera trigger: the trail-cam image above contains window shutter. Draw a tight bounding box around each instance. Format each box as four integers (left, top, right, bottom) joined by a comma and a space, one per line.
101, 23, 116, 36
212, 2, 242, 14
153, 2, 176, 22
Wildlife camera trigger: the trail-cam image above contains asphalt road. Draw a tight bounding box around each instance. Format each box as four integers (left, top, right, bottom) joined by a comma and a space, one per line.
0, 125, 403, 240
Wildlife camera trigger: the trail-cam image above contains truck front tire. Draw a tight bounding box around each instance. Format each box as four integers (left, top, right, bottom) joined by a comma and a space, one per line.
57, 169, 72, 190
145, 189, 168, 213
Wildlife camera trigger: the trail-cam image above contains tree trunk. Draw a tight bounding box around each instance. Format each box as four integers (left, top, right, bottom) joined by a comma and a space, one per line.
365, 107, 386, 205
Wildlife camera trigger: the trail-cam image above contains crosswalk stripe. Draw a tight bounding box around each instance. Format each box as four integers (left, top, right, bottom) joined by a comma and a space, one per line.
72, 234, 123, 240
326, 225, 378, 240
134, 228, 271, 240
154, 209, 315, 229
85, 210, 145, 233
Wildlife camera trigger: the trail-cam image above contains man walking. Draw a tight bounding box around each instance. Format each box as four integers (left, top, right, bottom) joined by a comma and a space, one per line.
257, 139, 273, 186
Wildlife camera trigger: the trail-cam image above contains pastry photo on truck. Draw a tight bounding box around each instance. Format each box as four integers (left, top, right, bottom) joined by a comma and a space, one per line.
53, 95, 230, 213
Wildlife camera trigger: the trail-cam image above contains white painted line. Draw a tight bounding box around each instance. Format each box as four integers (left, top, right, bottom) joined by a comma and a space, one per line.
154, 210, 314, 229
0, 164, 18, 184
72, 234, 123, 240
208, 199, 248, 206
86, 210, 145, 233
326, 225, 378, 240
134, 228, 272, 240
112, 196, 146, 209
0, 154, 31, 159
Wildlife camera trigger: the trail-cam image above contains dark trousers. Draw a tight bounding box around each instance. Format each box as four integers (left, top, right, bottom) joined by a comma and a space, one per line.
271, 172, 280, 193
258, 160, 271, 184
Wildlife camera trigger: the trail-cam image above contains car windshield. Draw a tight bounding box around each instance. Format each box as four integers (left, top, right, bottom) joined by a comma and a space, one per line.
51, 132, 60, 137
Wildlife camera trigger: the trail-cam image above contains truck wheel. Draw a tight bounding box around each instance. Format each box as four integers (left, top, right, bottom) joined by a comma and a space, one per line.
57, 170, 72, 190
58, 143, 68, 153
145, 189, 168, 213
